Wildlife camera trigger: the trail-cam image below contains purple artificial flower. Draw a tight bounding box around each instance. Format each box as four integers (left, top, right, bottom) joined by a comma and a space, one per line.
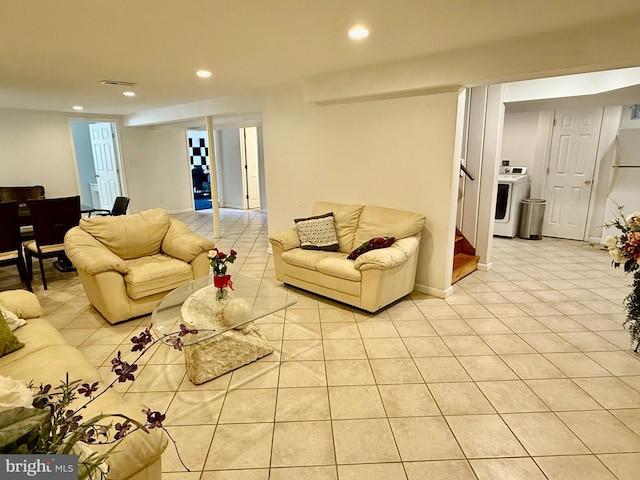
114, 420, 132, 440
111, 351, 124, 372
77, 382, 99, 398
37, 384, 52, 396
114, 361, 138, 383
170, 336, 183, 351
131, 325, 154, 352
143, 408, 165, 429
179, 324, 198, 337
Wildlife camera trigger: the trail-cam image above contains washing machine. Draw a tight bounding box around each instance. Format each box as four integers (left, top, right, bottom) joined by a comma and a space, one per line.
494, 166, 529, 238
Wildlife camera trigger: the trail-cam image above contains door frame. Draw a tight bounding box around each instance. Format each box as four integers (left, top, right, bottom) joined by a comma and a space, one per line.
239, 126, 261, 210
67, 117, 127, 210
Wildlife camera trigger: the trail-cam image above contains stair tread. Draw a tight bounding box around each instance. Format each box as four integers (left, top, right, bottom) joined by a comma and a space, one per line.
453, 253, 479, 267
452, 253, 479, 284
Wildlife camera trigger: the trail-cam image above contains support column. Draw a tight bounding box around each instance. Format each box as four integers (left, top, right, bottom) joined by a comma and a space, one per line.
206, 116, 221, 238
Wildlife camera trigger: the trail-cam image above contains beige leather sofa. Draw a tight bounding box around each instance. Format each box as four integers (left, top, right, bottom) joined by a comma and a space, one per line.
64, 209, 214, 324
269, 201, 426, 312
0, 289, 168, 480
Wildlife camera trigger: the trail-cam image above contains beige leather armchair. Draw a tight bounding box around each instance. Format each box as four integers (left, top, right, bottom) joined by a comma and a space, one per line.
65, 209, 215, 324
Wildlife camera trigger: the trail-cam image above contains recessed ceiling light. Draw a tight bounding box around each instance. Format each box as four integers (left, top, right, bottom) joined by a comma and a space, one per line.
196, 70, 213, 78
123, 91, 136, 97
348, 26, 369, 39
72, 105, 84, 111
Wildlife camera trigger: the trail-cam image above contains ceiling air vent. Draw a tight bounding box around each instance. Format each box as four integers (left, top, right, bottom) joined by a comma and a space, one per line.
99, 80, 136, 87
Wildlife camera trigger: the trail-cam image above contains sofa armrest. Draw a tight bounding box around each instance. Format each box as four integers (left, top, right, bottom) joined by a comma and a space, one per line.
162, 219, 215, 263
64, 227, 130, 275
269, 228, 301, 252
0, 290, 42, 319
354, 236, 420, 271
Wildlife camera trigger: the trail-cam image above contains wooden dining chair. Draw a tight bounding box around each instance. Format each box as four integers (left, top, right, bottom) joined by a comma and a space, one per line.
0, 186, 47, 241
24, 196, 81, 290
0, 201, 32, 291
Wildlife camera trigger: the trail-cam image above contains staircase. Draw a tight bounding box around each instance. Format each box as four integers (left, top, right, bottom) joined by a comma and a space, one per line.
452, 228, 479, 284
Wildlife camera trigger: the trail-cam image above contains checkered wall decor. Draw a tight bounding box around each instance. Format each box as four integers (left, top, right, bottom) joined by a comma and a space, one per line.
188, 131, 209, 170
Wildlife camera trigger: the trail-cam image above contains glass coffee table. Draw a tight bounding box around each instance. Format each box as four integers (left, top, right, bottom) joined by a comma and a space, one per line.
152, 274, 297, 384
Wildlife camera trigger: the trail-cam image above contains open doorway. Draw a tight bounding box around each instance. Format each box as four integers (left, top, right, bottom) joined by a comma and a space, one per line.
187, 130, 213, 210
69, 120, 125, 210
187, 125, 266, 211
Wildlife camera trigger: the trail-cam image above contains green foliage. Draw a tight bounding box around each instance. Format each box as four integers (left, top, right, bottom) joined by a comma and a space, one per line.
0, 407, 49, 453
624, 272, 640, 352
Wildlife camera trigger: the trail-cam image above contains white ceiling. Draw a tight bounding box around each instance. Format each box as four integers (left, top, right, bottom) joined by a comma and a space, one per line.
2, 0, 640, 115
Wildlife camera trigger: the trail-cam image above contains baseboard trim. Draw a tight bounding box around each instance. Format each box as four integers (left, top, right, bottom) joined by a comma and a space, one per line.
414, 283, 454, 299
589, 236, 605, 245
477, 262, 493, 272
168, 208, 193, 214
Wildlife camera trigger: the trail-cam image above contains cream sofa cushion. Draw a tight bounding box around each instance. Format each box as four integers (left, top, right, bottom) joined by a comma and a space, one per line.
281, 250, 361, 281
124, 254, 193, 300
80, 209, 170, 260
312, 202, 363, 253
0, 290, 42, 319
354, 205, 426, 247
281, 249, 333, 270
316, 256, 361, 281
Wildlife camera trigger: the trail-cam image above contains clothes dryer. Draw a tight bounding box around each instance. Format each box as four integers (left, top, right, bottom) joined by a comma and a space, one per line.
494, 166, 529, 238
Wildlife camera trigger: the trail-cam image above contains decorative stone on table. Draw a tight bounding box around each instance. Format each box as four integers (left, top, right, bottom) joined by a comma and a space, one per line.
180, 284, 273, 385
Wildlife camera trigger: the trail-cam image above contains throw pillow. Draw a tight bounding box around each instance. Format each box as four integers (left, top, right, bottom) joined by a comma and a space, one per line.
0, 309, 25, 357
294, 212, 340, 251
0, 306, 26, 331
347, 236, 396, 260
0, 374, 33, 408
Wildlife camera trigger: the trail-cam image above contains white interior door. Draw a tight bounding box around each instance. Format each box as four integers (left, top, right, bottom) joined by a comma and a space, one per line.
239, 127, 261, 210
542, 108, 603, 240
89, 122, 120, 209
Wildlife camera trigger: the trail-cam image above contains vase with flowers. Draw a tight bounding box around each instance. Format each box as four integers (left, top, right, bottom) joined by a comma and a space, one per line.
604, 205, 640, 352
208, 248, 237, 303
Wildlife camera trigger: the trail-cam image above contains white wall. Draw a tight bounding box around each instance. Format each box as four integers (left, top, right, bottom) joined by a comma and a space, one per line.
263, 87, 460, 295
118, 126, 193, 213
501, 111, 539, 172
0, 108, 194, 214
0, 109, 79, 198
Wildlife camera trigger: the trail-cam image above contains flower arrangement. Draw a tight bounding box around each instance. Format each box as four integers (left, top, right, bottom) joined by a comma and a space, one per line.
208, 248, 237, 301
0, 323, 195, 478
604, 205, 640, 351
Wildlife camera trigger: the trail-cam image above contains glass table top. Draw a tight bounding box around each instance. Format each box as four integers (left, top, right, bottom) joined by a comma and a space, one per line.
152, 274, 297, 346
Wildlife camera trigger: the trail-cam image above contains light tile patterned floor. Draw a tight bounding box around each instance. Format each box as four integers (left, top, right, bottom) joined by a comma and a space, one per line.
3, 208, 640, 480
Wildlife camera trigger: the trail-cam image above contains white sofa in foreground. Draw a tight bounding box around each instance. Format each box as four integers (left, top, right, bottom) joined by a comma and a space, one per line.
269, 201, 426, 312
0, 289, 168, 480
